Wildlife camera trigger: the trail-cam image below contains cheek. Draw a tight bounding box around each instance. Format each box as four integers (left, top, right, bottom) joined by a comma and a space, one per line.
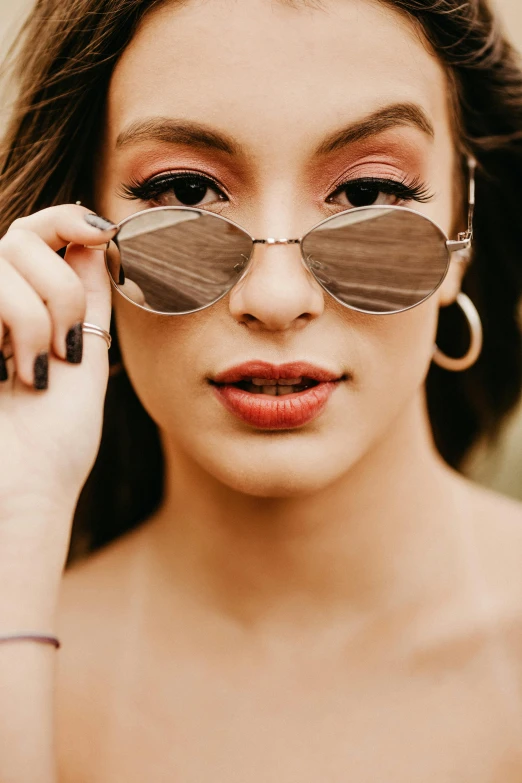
112, 297, 205, 423
346, 300, 439, 421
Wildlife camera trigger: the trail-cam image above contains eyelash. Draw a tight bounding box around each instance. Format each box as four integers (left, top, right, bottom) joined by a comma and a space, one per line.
327, 175, 434, 205
118, 171, 434, 207
118, 171, 227, 203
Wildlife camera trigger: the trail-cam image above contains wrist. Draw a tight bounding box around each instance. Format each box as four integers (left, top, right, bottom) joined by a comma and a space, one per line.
0, 485, 79, 523
0, 507, 74, 628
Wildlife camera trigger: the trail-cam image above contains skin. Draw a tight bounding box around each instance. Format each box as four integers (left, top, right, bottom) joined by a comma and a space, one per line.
0, 0, 519, 780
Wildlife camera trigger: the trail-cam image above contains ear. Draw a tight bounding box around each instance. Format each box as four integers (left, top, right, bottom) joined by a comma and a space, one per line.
436, 248, 470, 307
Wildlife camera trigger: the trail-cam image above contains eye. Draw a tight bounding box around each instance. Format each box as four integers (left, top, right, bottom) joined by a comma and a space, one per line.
118, 171, 228, 208
327, 176, 434, 209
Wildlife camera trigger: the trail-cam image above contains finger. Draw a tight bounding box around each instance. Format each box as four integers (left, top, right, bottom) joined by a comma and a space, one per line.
64, 243, 112, 370
3, 204, 118, 253
0, 229, 86, 362
0, 257, 51, 389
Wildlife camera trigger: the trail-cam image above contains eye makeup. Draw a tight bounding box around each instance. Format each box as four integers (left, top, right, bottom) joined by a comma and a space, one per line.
118, 168, 434, 211
118, 170, 228, 206
327, 175, 434, 207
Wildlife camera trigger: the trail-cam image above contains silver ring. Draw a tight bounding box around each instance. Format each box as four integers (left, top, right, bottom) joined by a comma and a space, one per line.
82, 322, 112, 349
0, 323, 111, 360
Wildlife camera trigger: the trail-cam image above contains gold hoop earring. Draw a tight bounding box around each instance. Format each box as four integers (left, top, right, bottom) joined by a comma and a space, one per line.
432, 292, 483, 372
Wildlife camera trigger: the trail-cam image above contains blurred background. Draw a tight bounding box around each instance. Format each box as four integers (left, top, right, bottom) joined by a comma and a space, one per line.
0, 0, 521, 500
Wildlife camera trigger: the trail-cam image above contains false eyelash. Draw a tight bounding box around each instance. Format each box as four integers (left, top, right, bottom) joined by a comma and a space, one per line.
118, 171, 435, 206
329, 175, 435, 204
117, 171, 226, 202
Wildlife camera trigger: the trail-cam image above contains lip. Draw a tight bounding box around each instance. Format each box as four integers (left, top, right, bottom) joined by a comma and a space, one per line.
210, 360, 344, 430
212, 360, 342, 385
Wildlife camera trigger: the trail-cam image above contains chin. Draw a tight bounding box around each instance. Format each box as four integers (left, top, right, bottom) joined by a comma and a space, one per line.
205, 462, 342, 499
184, 427, 361, 498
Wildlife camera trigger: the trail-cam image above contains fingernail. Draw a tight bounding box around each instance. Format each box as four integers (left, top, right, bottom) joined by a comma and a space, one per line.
0, 351, 8, 382
118, 266, 125, 285
66, 323, 83, 364
33, 352, 49, 391
84, 213, 118, 231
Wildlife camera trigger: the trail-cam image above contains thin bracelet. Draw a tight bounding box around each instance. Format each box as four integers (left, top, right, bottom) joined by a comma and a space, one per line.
0, 633, 61, 649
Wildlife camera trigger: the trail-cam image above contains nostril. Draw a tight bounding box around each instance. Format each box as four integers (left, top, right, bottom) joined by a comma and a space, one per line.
238, 311, 312, 330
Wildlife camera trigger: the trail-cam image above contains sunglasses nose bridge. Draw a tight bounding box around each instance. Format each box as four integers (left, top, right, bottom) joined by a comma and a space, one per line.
252, 238, 301, 246
248, 236, 309, 274
249, 236, 327, 287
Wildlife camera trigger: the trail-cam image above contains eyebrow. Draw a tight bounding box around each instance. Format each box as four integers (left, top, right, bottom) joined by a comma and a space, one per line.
315, 103, 435, 155
115, 118, 242, 155
115, 102, 434, 157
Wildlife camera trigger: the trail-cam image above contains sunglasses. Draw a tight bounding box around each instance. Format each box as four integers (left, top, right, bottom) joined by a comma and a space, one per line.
105, 158, 476, 316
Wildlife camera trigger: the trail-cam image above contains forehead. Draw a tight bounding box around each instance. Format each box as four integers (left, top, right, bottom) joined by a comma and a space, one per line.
107, 0, 450, 153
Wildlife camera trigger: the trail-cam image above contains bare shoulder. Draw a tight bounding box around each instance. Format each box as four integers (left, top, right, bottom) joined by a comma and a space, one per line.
57, 520, 151, 633
55, 518, 152, 641
55, 521, 153, 778
464, 480, 522, 583
461, 478, 522, 655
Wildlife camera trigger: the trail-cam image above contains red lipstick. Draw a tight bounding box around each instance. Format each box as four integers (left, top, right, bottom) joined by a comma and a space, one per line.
210, 361, 343, 429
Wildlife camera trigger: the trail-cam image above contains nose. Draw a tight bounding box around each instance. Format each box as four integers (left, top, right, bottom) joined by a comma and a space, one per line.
228, 241, 325, 331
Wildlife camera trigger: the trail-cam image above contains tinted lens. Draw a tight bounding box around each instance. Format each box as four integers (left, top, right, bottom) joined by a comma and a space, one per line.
301, 207, 450, 313
106, 208, 253, 314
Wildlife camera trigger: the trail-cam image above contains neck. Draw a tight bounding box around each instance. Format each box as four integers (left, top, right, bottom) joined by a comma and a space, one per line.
148, 391, 470, 632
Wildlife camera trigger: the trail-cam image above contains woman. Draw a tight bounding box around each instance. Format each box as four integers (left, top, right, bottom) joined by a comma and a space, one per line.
0, 0, 522, 779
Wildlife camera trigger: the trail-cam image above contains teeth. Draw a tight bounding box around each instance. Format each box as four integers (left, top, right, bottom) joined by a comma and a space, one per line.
251, 377, 303, 386
245, 384, 300, 395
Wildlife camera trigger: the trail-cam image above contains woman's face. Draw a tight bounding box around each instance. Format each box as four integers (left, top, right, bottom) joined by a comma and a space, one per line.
96, 0, 465, 496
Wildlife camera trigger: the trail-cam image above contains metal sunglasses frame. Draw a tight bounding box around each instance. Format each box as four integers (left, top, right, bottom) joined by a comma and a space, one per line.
105, 156, 476, 317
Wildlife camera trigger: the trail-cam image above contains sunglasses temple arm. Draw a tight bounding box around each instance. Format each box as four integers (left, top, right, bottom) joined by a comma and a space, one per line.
466, 155, 476, 237
447, 155, 476, 256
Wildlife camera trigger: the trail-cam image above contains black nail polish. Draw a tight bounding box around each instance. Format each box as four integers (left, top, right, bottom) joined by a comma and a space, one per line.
118, 266, 125, 285
33, 352, 49, 391
66, 323, 83, 364
84, 213, 118, 231
0, 351, 8, 382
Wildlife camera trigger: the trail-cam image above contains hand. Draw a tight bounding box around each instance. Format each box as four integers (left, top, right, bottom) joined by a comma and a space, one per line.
0, 205, 118, 519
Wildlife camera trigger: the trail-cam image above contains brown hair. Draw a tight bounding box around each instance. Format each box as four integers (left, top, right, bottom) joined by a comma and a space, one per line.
0, 0, 521, 562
